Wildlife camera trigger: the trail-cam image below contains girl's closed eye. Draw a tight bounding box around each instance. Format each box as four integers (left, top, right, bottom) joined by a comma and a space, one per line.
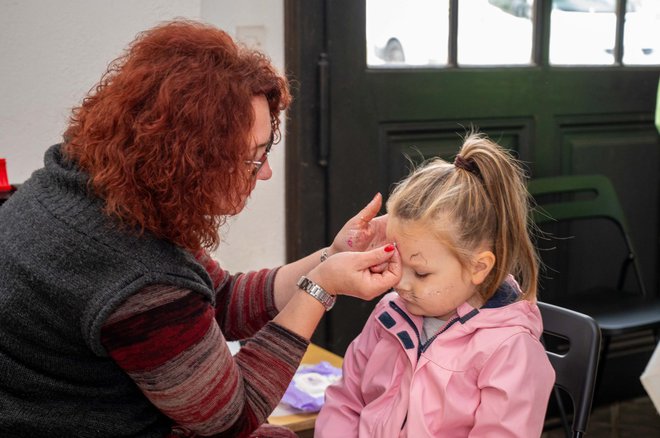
414, 272, 430, 279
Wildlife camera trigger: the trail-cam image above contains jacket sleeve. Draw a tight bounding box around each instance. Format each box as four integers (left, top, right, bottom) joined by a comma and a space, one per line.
315, 310, 382, 438
470, 331, 556, 438
101, 285, 308, 437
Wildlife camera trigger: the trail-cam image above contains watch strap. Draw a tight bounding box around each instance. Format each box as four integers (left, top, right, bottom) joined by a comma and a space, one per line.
296, 276, 336, 311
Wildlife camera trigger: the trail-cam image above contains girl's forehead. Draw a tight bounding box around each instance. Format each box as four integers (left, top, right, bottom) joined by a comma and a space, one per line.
387, 218, 437, 246
387, 216, 458, 254
386, 217, 418, 238
387, 216, 444, 238
389, 219, 460, 266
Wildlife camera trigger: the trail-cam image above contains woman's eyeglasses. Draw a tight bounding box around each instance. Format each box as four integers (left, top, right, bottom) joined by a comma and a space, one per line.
245, 132, 274, 176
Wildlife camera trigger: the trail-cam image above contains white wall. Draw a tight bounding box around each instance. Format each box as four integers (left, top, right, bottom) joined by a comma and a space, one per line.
0, 0, 286, 273
202, 0, 287, 273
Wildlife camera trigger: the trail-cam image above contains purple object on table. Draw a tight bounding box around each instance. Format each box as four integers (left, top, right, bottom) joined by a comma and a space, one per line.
280, 361, 342, 412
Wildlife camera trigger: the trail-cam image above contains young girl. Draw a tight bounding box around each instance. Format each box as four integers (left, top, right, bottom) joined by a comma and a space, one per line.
315, 132, 555, 437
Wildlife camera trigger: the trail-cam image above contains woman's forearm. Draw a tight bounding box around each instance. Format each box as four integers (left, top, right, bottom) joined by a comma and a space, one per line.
272, 248, 326, 312
271, 246, 401, 340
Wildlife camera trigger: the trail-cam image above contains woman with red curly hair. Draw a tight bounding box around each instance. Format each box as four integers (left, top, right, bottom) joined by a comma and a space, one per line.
0, 20, 401, 437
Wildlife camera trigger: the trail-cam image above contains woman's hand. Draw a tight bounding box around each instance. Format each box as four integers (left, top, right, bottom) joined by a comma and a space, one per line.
329, 193, 388, 256
307, 244, 401, 301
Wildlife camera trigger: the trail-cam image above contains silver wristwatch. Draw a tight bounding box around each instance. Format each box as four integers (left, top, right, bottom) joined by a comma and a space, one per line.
296, 276, 336, 311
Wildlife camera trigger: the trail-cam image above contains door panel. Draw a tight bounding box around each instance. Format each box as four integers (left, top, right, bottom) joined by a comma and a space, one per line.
378, 117, 534, 196
560, 120, 660, 294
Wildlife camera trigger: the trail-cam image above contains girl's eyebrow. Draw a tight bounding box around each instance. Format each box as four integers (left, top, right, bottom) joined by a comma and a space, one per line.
410, 252, 428, 265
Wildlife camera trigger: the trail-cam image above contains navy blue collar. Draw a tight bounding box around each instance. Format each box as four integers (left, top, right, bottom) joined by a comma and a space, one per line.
482, 281, 519, 309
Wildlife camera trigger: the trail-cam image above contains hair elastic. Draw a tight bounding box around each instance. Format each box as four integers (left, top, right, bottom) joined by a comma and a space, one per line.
454, 154, 481, 178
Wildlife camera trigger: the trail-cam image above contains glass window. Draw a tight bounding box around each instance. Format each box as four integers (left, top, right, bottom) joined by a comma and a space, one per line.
623, 0, 660, 65
366, 0, 659, 68
459, 0, 534, 65
366, 0, 449, 67
550, 0, 617, 65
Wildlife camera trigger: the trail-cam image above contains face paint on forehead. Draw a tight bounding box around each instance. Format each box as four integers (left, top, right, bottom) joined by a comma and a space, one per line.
409, 252, 428, 265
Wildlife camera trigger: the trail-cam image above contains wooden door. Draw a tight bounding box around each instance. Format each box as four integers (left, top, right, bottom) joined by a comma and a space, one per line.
285, 0, 660, 365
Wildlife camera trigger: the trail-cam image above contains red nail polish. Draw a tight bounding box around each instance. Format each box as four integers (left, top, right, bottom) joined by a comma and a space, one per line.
384, 244, 395, 252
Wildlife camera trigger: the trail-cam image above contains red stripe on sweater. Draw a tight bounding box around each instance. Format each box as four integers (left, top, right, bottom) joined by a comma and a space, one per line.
101, 292, 214, 371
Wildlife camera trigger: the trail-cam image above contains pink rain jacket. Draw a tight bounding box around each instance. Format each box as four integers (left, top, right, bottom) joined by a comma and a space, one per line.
316, 285, 555, 438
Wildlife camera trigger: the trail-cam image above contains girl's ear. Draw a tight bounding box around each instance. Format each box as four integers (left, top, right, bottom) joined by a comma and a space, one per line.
470, 251, 495, 285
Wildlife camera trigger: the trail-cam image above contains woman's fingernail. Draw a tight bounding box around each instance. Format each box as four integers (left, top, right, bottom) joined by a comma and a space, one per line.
384, 244, 395, 252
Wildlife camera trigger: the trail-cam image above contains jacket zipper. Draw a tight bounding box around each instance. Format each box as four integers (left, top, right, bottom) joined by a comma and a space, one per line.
388, 301, 422, 358
387, 300, 471, 433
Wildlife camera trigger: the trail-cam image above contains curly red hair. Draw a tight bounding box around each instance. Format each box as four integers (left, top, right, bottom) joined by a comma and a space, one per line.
63, 20, 291, 252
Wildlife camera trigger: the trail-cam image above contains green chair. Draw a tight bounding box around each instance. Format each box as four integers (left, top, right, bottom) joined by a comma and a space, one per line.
528, 174, 660, 402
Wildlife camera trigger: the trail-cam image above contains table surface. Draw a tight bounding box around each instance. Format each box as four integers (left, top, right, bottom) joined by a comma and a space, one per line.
267, 343, 343, 432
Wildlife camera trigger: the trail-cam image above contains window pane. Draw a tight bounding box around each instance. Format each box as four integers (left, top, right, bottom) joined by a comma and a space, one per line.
623, 0, 660, 65
458, 0, 534, 66
366, 0, 449, 67
550, 0, 616, 65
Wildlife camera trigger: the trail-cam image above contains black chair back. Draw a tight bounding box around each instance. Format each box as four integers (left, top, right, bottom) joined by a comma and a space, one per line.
539, 301, 601, 438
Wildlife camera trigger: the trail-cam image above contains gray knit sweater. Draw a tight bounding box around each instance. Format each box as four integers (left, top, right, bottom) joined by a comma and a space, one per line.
0, 145, 214, 437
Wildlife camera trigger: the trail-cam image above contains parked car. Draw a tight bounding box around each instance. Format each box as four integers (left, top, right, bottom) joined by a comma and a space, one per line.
488, 0, 533, 18
554, 0, 615, 12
